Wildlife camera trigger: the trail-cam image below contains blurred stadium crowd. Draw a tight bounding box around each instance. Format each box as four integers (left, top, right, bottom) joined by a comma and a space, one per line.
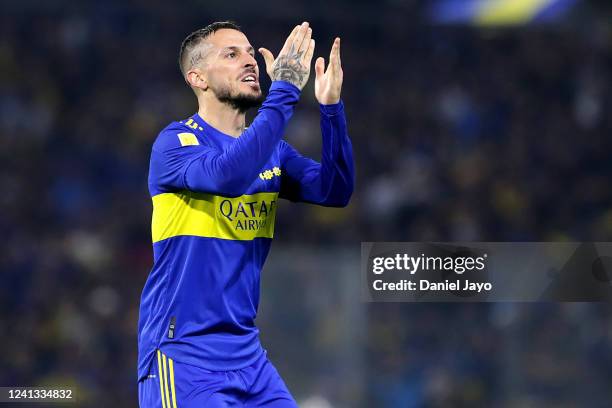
2, 0, 612, 406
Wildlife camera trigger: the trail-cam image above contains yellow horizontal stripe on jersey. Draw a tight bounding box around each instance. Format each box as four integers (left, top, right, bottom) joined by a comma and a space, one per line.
152, 191, 278, 243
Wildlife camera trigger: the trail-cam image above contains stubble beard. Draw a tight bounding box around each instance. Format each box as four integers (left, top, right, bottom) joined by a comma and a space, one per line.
213, 84, 264, 113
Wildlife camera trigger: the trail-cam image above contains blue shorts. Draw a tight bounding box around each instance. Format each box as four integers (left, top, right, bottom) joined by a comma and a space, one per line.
138, 350, 298, 407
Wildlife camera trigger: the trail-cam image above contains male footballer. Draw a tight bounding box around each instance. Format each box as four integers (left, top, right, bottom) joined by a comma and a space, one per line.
137, 21, 354, 407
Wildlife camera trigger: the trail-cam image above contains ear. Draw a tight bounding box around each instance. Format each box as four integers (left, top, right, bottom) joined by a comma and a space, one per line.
186, 69, 208, 91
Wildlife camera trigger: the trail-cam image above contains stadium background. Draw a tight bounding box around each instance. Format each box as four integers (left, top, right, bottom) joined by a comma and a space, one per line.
2, 0, 612, 406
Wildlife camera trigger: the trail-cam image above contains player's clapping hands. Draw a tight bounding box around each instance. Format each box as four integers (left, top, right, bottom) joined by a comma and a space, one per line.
314, 38, 343, 105
259, 22, 315, 90
259, 23, 343, 104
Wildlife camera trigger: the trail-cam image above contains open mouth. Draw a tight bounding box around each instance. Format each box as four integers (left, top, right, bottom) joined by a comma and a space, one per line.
240, 73, 258, 84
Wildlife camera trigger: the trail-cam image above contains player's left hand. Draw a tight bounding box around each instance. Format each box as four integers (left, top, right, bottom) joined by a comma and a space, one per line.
315, 37, 343, 105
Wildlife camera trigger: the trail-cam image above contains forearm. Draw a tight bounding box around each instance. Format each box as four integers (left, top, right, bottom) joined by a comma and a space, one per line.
317, 101, 355, 206
279, 101, 354, 206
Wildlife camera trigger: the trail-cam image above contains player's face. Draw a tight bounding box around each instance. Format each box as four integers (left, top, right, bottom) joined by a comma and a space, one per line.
204, 29, 263, 110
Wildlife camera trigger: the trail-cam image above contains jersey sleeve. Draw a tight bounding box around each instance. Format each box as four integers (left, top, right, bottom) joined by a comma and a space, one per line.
148, 81, 300, 197
278, 101, 355, 207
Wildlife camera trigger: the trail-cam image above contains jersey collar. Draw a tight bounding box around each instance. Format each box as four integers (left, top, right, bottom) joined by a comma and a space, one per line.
191, 113, 240, 147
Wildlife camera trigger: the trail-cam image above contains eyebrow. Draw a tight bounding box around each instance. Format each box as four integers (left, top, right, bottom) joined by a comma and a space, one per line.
222, 46, 255, 54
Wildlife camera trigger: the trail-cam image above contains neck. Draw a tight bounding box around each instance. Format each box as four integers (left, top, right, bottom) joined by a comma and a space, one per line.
197, 93, 245, 138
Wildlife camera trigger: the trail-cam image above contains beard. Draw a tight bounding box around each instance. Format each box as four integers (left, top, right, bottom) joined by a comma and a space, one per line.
213, 85, 264, 113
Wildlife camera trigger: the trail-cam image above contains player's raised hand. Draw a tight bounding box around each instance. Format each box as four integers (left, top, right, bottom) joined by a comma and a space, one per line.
258, 22, 315, 90
315, 38, 343, 105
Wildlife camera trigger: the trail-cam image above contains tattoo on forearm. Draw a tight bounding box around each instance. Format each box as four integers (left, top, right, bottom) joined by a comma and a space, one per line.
272, 45, 308, 89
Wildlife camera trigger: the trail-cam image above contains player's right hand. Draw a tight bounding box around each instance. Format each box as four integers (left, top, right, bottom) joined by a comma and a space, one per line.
258, 22, 315, 91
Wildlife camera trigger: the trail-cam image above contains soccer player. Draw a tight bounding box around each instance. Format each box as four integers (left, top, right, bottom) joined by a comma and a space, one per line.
137, 21, 354, 407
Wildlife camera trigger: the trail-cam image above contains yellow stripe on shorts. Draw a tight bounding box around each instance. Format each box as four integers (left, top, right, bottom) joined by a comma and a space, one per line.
169, 358, 178, 408
157, 350, 167, 408
162, 353, 172, 408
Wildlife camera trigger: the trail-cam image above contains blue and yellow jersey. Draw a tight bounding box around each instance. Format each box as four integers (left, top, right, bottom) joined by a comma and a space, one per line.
137, 81, 354, 381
